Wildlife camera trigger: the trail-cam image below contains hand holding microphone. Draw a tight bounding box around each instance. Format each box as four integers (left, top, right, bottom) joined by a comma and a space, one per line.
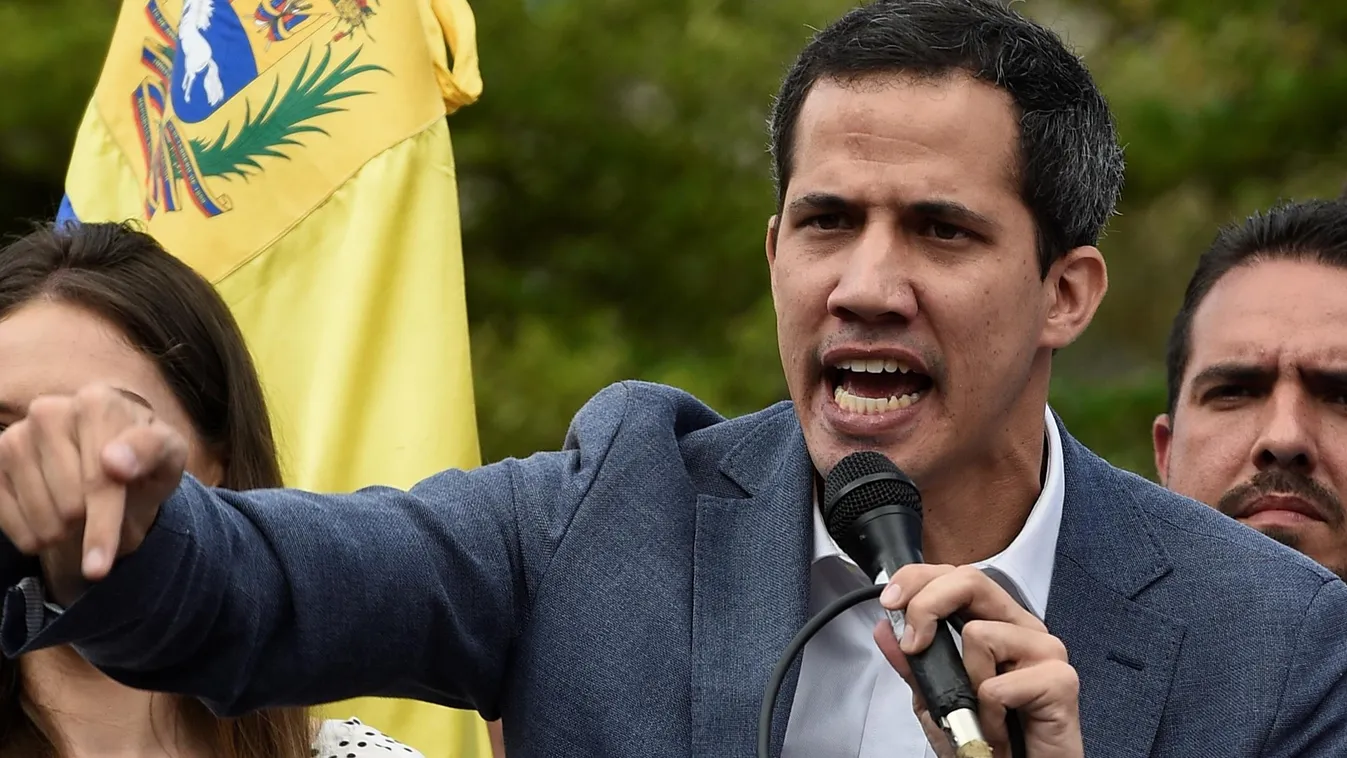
821, 452, 1081, 758
874, 564, 1083, 758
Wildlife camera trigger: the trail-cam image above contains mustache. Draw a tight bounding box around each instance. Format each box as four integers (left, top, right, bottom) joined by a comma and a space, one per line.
1216, 469, 1345, 527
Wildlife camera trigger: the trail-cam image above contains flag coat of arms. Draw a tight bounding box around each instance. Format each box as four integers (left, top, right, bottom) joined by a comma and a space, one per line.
57, 1, 492, 756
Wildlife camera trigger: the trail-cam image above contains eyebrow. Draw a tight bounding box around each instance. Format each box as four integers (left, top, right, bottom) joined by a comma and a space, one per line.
0, 387, 153, 418
1190, 362, 1347, 388
1189, 362, 1276, 389
785, 193, 998, 230
909, 200, 998, 231
786, 192, 852, 217
1303, 367, 1347, 388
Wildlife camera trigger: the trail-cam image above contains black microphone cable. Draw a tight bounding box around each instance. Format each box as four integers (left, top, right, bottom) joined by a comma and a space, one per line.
755, 585, 1026, 758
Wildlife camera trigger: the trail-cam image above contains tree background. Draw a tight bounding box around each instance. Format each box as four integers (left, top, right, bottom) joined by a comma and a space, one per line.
2, 0, 1344, 476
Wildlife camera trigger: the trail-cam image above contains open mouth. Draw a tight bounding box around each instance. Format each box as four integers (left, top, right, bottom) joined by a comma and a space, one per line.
826, 358, 934, 415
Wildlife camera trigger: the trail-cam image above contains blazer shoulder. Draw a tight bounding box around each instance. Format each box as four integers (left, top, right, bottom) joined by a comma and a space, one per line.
564, 381, 727, 449
564, 381, 798, 496
570, 380, 794, 445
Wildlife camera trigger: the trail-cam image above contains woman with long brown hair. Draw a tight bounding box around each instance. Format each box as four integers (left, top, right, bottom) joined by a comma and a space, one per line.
0, 221, 421, 758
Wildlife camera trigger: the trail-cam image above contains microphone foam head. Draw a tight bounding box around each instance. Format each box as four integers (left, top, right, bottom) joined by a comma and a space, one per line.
822, 451, 921, 543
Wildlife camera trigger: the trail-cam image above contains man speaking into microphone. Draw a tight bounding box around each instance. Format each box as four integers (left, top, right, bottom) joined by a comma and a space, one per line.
0, 1, 1345, 757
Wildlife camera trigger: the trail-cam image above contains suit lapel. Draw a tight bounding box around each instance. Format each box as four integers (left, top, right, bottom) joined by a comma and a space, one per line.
1047, 421, 1186, 757
690, 409, 813, 758
686, 411, 1185, 756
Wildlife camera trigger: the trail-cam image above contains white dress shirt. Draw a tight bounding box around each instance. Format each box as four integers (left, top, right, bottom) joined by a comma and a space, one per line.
782, 406, 1066, 757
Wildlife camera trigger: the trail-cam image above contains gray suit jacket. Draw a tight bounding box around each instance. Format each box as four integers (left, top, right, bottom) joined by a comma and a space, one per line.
4, 381, 1346, 756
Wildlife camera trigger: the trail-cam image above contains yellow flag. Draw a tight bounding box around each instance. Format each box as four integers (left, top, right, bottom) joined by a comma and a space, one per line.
56, 2, 491, 756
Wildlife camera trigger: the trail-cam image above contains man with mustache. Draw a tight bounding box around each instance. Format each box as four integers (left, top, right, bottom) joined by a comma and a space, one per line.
1154, 198, 1347, 580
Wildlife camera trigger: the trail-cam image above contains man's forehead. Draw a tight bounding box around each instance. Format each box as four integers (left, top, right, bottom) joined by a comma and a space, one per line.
789, 72, 1021, 198
1188, 259, 1347, 373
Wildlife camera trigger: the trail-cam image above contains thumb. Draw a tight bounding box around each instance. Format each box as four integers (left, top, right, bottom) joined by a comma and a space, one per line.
100, 425, 188, 548
102, 425, 188, 492
875, 618, 959, 758
874, 615, 916, 687
875, 617, 931, 714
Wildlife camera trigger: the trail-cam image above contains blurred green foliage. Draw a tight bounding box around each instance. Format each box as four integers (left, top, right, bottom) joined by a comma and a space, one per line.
3, 0, 1346, 480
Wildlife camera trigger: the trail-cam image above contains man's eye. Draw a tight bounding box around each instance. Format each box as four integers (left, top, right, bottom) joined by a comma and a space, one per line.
806, 213, 846, 231
1209, 385, 1254, 400
922, 221, 968, 241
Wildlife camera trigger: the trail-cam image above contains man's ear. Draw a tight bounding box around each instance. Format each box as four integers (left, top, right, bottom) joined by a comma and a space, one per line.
1152, 412, 1173, 486
1040, 245, 1108, 350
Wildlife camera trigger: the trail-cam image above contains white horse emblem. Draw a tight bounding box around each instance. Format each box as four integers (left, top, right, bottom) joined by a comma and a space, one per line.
179, 0, 225, 105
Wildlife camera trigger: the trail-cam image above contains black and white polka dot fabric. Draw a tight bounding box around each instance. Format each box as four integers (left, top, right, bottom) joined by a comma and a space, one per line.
311, 718, 425, 758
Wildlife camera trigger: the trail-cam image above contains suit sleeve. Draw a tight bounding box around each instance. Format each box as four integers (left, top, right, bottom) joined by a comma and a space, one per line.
1260, 576, 1347, 755
0, 383, 633, 720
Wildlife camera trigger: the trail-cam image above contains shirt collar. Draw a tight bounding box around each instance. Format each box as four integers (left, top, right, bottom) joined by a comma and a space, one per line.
810, 405, 1065, 620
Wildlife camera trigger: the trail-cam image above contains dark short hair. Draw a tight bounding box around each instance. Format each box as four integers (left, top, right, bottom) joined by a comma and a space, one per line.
768, 0, 1124, 275
1164, 199, 1347, 416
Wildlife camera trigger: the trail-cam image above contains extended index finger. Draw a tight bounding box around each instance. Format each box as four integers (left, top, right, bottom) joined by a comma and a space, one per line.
900, 565, 1045, 654
79, 444, 126, 580
74, 388, 142, 579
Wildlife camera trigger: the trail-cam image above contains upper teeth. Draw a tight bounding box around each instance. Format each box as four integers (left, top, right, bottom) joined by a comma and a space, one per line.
834, 358, 911, 374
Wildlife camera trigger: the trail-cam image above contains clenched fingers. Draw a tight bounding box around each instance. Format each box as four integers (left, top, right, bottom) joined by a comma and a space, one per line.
29, 396, 86, 525
979, 662, 1082, 756
0, 385, 187, 600
0, 471, 40, 554
957, 618, 1069, 747
7, 428, 63, 548
0, 401, 84, 551
980, 661, 1080, 716
960, 618, 1069, 687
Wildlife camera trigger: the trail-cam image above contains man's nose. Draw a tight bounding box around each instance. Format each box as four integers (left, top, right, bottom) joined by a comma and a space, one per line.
1253, 387, 1318, 474
826, 225, 917, 324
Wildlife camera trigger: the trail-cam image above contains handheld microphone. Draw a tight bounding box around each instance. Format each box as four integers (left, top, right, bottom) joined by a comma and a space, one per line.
823, 451, 991, 758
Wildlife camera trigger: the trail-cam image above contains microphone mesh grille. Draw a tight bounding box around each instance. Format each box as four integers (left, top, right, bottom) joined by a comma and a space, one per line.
822, 452, 921, 541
